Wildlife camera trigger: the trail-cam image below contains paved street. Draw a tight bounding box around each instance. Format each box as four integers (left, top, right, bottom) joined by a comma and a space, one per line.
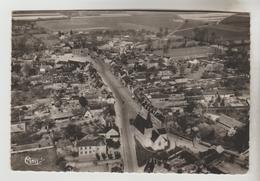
92, 59, 140, 172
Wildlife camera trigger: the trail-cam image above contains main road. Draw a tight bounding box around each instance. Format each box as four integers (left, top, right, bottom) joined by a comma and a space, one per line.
91, 58, 140, 172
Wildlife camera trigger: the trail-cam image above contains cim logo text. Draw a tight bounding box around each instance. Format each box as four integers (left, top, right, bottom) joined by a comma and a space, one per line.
24, 156, 45, 166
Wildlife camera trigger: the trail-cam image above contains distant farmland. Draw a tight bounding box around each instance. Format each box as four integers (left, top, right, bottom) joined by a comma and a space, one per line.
220, 13, 250, 27
36, 13, 183, 32
177, 19, 206, 30
154, 46, 214, 58
175, 24, 249, 41
175, 13, 250, 41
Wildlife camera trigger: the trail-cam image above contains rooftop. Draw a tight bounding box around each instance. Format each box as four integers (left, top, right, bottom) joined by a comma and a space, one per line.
133, 114, 153, 134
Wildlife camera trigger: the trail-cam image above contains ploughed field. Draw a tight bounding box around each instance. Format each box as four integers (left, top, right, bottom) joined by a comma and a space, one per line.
175, 13, 250, 41
36, 13, 183, 32
153, 46, 214, 58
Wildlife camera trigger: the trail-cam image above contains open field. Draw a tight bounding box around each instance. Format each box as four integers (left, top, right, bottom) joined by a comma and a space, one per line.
153, 46, 214, 58
219, 13, 250, 27
36, 13, 183, 32
177, 19, 206, 30
177, 12, 233, 22
175, 13, 250, 41
175, 24, 249, 41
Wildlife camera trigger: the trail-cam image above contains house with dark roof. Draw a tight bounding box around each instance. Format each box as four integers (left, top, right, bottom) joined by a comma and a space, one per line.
133, 113, 153, 134
78, 137, 106, 157
151, 130, 160, 142
150, 128, 168, 151
218, 113, 244, 129
133, 112, 169, 151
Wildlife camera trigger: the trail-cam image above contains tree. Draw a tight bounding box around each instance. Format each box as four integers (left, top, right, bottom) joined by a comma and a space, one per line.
45, 119, 55, 130
232, 123, 249, 152
79, 96, 88, 108
179, 64, 186, 76
101, 153, 107, 160
106, 139, 121, 149
108, 153, 113, 159
73, 86, 79, 93
12, 63, 21, 74
163, 44, 169, 55
164, 27, 169, 36
72, 151, 78, 157
186, 101, 196, 113
111, 166, 123, 172
22, 63, 32, 77
220, 98, 225, 106
96, 153, 100, 160
77, 73, 85, 83
32, 119, 44, 130
104, 105, 115, 116
72, 107, 86, 116
157, 27, 163, 38
114, 151, 121, 159
54, 99, 62, 108
159, 27, 163, 35
184, 36, 188, 47
193, 28, 207, 42
56, 156, 67, 171
64, 124, 84, 141
210, 32, 216, 43
146, 38, 153, 51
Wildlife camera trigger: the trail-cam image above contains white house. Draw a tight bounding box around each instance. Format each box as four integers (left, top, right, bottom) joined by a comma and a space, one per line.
84, 110, 93, 119
99, 116, 107, 126
133, 113, 168, 151
104, 128, 120, 142
150, 128, 168, 151
78, 137, 106, 157
11, 123, 26, 133
107, 98, 115, 104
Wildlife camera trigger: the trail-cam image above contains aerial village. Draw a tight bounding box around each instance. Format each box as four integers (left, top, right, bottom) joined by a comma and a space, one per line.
11, 11, 250, 173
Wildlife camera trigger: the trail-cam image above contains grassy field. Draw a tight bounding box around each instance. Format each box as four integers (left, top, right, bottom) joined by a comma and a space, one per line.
175, 24, 249, 41
175, 13, 250, 41
206, 24, 249, 40
219, 13, 249, 27
177, 19, 206, 30
11, 87, 52, 106
11, 148, 61, 171
153, 46, 214, 58
36, 13, 183, 32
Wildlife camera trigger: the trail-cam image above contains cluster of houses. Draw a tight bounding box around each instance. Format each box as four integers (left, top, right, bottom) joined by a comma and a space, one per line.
11, 34, 124, 171
90, 28, 249, 172
11, 16, 249, 172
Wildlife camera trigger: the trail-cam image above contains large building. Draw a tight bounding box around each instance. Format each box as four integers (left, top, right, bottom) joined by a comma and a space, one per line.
133, 112, 169, 151
78, 137, 106, 156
